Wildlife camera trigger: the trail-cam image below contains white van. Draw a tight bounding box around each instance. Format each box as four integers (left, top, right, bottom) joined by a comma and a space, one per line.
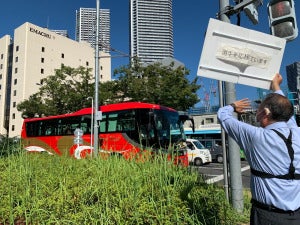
186, 138, 212, 166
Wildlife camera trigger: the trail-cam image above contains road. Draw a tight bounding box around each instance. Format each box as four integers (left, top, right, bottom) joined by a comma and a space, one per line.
190, 160, 251, 189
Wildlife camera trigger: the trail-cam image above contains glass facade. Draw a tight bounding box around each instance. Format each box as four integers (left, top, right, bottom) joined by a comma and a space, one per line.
76, 8, 110, 53
130, 0, 174, 64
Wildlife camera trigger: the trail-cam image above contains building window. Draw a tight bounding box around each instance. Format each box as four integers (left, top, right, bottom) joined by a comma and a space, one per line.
0, 84, 1, 90
0, 64, 2, 69
16, 46, 19, 52
41, 47, 45, 52
12, 125, 15, 131
15, 57, 18, 63
13, 102, 16, 107
205, 118, 214, 124
61, 53, 64, 58
41, 58, 44, 63
41, 68, 44, 74
15, 68, 18, 74
12, 113, 15, 119
1, 54, 3, 59
86, 61, 89, 66
13, 90, 16, 96
0, 74, 2, 79
100, 66, 103, 70
14, 79, 17, 85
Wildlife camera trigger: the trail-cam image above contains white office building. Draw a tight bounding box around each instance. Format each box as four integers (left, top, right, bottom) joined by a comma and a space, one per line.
76, 8, 110, 53
130, 0, 174, 64
0, 22, 111, 138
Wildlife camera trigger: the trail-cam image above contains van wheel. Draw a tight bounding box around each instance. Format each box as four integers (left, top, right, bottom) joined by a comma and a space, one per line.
217, 155, 223, 163
194, 158, 203, 166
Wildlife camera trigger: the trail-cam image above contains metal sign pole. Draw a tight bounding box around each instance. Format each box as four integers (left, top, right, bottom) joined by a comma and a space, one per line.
218, 0, 244, 213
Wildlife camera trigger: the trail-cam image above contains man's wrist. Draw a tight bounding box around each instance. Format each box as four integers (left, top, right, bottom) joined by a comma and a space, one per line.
230, 103, 237, 112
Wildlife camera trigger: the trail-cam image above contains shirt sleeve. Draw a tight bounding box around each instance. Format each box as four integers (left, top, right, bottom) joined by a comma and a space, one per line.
217, 105, 257, 152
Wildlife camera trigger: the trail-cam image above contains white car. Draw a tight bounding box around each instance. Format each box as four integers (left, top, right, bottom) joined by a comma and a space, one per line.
186, 138, 212, 166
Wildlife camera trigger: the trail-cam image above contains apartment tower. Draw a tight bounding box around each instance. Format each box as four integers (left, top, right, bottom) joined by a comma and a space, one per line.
76, 8, 110, 53
130, 0, 174, 64
286, 62, 300, 108
286, 62, 300, 94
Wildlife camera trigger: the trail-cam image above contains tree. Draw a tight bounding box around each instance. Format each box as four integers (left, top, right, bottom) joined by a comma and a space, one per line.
18, 61, 201, 118
113, 60, 200, 111
17, 65, 95, 117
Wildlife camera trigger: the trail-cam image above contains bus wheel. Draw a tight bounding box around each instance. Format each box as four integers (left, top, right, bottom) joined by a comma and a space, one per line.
194, 158, 203, 166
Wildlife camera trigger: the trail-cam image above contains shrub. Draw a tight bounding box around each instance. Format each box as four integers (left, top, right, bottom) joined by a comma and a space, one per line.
0, 150, 250, 224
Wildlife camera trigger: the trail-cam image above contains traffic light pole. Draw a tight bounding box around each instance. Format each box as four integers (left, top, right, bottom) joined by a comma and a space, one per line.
219, 0, 244, 213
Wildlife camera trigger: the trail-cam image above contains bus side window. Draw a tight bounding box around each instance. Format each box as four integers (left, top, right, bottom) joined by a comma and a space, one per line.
99, 114, 107, 133
80, 116, 91, 134
107, 113, 117, 132
45, 127, 53, 135
100, 120, 106, 132
64, 127, 73, 135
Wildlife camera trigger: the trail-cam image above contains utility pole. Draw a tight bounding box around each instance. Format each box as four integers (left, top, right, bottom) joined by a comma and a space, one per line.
218, 0, 244, 213
93, 0, 100, 157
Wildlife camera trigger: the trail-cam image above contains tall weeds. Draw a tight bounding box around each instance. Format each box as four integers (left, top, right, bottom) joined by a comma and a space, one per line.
0, 151, 250, 224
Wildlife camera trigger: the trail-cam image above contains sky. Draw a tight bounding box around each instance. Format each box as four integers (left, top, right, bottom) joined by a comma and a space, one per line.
0, 0, 299, 107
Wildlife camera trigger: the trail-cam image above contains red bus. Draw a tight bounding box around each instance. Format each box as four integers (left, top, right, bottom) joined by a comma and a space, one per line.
21, 102, 192, 166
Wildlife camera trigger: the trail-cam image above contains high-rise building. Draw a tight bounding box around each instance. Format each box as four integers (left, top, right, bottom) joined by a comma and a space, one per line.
130, 0, 174, 64
286, 62, 300, 94
0, 22, 111, 138
76, 8, 110, 53
286, 62, 300, 110
286, 62, 300, 113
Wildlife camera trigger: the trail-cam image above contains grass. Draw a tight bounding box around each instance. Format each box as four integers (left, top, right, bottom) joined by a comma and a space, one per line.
0, 146, 250, 225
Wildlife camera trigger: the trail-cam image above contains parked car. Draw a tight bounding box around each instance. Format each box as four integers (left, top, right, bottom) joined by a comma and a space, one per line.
186, 138, 212, 166
210, 144, 246, 163
210, 144, 224, 163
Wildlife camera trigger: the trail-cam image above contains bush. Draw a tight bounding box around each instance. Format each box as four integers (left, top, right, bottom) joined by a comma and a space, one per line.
0, 150, 250, 224
186, 182, 250, 225
0, 137, 21, 157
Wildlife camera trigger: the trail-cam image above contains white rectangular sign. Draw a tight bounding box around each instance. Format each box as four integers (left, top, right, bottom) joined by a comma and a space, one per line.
197, 18, 286, 89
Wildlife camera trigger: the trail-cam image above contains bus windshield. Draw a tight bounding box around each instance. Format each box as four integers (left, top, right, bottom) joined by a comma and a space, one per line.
99, 108, 186, 151
152, 109, 185, 149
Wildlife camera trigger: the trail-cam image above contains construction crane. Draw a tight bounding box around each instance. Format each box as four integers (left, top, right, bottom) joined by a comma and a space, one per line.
199, 78, 218, 112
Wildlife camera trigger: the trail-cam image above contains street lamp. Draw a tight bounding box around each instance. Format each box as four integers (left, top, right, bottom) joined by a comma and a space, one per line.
87, 97, 94, 154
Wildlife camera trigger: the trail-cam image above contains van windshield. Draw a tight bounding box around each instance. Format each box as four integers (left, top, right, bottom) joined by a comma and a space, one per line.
192, 140, 206, 149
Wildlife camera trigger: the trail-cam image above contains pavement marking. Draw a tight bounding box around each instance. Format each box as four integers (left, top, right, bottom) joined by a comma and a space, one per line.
205, 165, 250, 184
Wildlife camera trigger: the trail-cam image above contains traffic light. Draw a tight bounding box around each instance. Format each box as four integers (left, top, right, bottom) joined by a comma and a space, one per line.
268, 0, 298, 41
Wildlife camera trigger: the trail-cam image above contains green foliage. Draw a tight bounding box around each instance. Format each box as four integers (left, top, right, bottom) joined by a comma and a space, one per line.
186, 182, 250, 225
0, 137, 21, 157
17, 60, 201, 117
0, 150, 250, 225
113, 60, 201, 111
17, 65, 95, 117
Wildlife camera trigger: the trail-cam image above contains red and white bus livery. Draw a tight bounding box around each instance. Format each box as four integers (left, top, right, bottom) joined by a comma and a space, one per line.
21, 102, 191, 166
